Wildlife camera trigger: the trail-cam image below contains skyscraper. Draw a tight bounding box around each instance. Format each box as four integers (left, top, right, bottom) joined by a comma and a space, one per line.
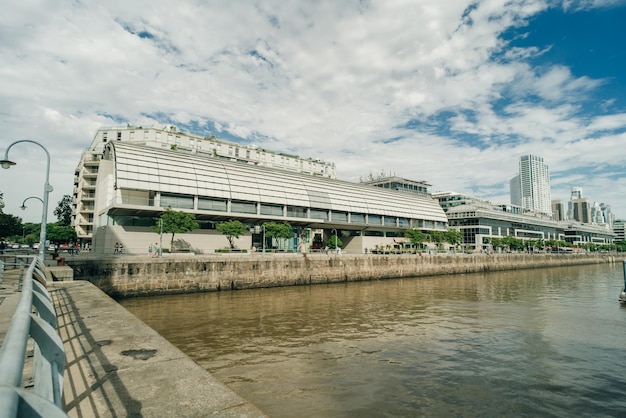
510, 154, 552, 217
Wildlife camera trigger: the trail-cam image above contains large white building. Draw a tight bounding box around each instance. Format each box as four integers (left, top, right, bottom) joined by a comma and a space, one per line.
88, 141, 448, 254
510, 154, 552, 217
72, 124, 337, 245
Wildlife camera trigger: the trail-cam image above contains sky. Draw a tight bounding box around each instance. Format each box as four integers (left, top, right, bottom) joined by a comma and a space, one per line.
1, 0, 626, 224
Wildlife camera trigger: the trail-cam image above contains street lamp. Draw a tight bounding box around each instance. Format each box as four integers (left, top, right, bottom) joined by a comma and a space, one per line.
20, 196, 44, 210
331, 228, 338, 255
1, 140, 53, 262
21, 196, 44, 249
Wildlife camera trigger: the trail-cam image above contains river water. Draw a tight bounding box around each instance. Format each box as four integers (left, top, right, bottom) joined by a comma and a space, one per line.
120, 263, 626, 417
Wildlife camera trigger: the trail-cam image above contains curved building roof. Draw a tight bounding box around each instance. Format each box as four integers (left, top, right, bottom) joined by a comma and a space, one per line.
105, 142, 448, 225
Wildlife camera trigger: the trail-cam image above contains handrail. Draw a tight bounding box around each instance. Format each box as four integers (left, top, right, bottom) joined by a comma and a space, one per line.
0, 256, 68, 417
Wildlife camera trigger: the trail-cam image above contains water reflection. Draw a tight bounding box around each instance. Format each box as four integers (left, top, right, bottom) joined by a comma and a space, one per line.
121, 263, 626, 417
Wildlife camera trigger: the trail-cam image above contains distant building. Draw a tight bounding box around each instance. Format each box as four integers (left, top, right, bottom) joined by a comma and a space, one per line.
597, 202, 614, 229
446, 200, 563, 251
551, 200, 565, 221
509, 175, 522, 208
510, 154, 552, 217
570, 198, 592, 224
361, 176, 431, 197
570, 187, 583, 200
432, 191, 488, 212
614, 220, 625, 242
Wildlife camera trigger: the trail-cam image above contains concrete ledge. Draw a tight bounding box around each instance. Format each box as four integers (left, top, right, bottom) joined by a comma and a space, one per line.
66, 253, 615, 298
50, 281, 267, 417
48, 266, 74, 281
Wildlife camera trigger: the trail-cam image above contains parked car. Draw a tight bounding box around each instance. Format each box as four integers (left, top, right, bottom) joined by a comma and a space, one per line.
32, 242, 40, 249
48, 244, 56, 251
11, 243, 20, 249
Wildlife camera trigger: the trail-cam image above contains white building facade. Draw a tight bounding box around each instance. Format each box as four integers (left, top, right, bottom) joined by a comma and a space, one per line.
72, 124, 337, 246
510, 154, 552, 217
89, 141, 448, 254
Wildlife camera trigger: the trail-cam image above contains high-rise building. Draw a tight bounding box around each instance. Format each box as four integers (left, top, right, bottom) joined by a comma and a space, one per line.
614, 220, 625, 242
598, 202, 614, 228
570, 198, 592, 224
570, 187, 583, 200
509, 175, 521, 207
510, 154, 552, 217
551, 200, 565, 221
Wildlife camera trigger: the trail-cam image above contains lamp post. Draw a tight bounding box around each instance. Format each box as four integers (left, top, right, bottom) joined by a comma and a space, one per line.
1, 140, 53, 262
159, 218, 163, 258
21, 196, 44, 249
331, 228, 338, 255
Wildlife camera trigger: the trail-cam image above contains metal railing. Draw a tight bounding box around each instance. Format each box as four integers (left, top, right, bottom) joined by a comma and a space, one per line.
0, 256, 68, 417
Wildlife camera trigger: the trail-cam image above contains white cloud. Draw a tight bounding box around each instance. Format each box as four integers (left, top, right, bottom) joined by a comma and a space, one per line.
1, 0, 626, 223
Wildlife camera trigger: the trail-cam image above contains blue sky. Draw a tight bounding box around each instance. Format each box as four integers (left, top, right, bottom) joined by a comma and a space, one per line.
1, 0, 626, 223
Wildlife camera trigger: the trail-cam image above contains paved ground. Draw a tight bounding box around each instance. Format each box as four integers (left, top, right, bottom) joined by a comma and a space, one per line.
1, 263, 268, 418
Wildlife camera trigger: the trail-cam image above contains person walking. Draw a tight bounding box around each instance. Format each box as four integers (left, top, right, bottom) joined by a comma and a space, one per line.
152, 242, 158, 257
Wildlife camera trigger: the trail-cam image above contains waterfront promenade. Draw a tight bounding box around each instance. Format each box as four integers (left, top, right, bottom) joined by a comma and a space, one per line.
0, 266, 267, 417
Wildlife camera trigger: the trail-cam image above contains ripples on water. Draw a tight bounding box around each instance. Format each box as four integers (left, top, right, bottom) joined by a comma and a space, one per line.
121, 263, 626, 417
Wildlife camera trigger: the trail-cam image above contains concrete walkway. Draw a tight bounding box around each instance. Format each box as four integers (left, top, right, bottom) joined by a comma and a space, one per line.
1, 267, 267, 417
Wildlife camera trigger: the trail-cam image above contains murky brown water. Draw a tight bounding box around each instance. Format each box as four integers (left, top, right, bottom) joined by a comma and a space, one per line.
121, 263, 626, 417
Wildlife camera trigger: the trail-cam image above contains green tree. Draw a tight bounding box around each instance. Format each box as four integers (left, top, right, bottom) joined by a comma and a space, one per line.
216, 219, 247, 250
153, 208, 199, 252
54, 194, 73, 226
404, 228, 424, 252
263, 221, 293, 251
46, 223, 77, 243
0, 191, 4, 213
0, 212, 23, 240
430, 231, 444, 249
22, 222, 40, 245
443, 229, 463, 247
326, 235, 343, 251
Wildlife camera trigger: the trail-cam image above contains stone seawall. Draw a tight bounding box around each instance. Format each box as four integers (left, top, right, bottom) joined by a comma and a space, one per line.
66, 253, 615, 299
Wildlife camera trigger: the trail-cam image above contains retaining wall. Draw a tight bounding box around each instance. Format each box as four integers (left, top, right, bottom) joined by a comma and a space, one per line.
66, 253, 615, 299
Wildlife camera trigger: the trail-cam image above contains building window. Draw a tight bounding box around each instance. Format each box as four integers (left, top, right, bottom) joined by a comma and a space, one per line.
368, 215, 382, 225
160, 193, 194, 209
116, 132, 121, 140
260, 204, 283, 216
331, 211, 348, 223
384, 217, 397, 227
198, 197, 227, 212
287, 206, 307, 218
351, 213, 366, 224
310, 208, 328, 220
102, 132, 108, 142
231, 200, 257, 214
